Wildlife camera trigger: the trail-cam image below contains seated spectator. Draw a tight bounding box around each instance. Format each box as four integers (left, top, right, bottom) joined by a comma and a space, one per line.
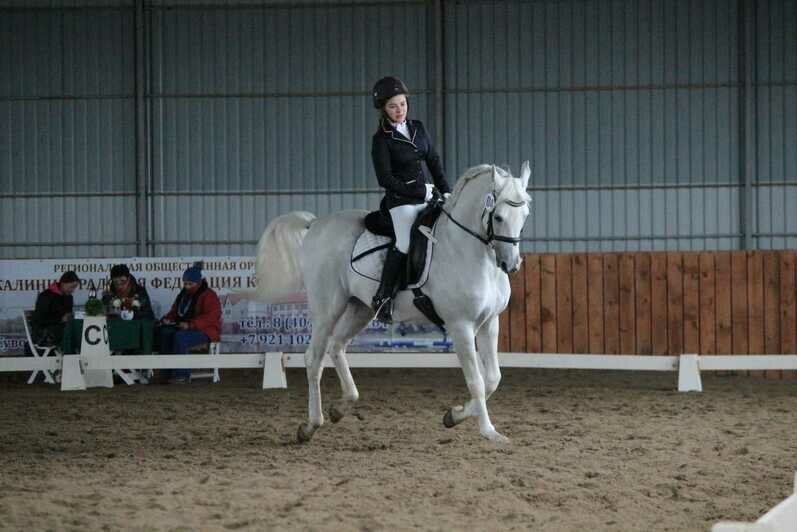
157, 265, 221, 384
31, 271, 80, 346
102, 264, 155, 320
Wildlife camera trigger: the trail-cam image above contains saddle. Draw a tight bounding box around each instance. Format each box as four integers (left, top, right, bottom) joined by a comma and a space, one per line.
354, 199, 446, 331
363, 198, 394, 237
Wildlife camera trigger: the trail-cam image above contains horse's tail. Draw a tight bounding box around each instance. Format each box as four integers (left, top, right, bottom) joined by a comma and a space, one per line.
246, 211, 316, 303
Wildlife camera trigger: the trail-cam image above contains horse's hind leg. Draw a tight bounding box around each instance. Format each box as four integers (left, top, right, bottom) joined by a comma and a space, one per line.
327, 300, 374, 423
297, 300, 346, 443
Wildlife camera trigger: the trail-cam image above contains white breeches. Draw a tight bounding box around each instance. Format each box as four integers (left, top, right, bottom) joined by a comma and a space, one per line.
389, 203, 426, 253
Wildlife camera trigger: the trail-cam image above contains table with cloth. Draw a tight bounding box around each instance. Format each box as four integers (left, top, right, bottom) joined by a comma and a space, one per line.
62, 318, 156, 384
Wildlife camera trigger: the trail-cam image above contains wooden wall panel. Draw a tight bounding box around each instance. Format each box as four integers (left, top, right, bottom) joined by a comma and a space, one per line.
651, 253, 669, 355
603, 254, 620, 355
498, 251, 796, 379
587, 255, 605, 354
667, 253, 684, 356
619, 254, 636, 354
780, 252, 797, 379
541, 255, 557, 353
699, 253, 716, 355
508, 261, 527, 353
556, 255, 573, 353
572, 254, 589, 354
683, 253, 700, 354
524, 255, 542, 353
636, 253, 652, 355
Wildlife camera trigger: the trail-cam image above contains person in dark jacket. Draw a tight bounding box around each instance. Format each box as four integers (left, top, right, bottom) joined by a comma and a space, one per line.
370, 76, 452, 322
101, 264, 155, 320
157, 265, 222, 383
31, 271, 80, 346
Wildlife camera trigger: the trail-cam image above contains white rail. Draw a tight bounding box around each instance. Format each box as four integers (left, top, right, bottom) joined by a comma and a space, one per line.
2, 352, 796, 393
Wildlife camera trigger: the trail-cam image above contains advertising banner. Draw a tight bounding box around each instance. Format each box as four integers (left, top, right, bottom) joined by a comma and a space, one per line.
0, 257, 450, 356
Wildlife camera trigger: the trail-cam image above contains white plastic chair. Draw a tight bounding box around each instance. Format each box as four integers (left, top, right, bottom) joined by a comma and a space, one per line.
190, 341, 221, 383
22, 310, 62, 384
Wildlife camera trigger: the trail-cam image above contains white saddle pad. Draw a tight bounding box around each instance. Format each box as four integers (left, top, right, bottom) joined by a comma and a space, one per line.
350, 231, 392, 282
350, 225, 437, 289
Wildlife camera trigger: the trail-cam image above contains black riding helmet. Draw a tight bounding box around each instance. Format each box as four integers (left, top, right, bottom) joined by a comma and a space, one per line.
372, 76, 409, 109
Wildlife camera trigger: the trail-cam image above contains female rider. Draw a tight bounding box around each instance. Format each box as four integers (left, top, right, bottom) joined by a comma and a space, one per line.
370, 76, 451, 322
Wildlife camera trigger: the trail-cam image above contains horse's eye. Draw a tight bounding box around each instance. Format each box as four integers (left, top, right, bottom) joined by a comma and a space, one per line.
494, 215, 504, 223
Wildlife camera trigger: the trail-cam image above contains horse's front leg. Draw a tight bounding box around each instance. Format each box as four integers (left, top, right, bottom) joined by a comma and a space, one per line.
444, 316, 504, 431
448, 321, 509, 445
476, 315, 502, 400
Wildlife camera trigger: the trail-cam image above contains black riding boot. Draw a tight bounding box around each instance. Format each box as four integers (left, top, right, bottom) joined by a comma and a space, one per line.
372, 247, 407, 323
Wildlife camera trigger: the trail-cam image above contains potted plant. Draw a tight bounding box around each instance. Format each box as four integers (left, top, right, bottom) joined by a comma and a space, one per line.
85, 289, 105, 317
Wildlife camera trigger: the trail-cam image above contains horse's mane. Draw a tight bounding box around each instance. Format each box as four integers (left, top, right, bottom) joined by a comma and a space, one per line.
448, 164, 515, 209
449, 165, 511, 208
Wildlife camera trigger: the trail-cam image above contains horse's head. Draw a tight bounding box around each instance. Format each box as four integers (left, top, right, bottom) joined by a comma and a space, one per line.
483, 161, 532, 274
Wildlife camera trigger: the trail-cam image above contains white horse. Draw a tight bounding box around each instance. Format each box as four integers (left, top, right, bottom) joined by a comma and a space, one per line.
253, 163, 531, 444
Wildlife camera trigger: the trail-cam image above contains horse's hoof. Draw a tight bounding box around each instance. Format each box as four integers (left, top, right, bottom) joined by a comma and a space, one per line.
329, 405, 345, 424
296, 423, 314, 444
443, 406, 466, 428
443, 408, 458, 428
483, 430, 510, 446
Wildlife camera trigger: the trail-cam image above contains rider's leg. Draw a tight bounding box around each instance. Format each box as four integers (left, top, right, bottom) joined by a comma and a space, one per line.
371, 247, 406, 322
372, 203, 424, 322
390, 203, 425, 254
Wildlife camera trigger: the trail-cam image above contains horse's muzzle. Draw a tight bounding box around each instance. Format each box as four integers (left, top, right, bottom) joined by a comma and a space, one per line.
500, 260, 521, 274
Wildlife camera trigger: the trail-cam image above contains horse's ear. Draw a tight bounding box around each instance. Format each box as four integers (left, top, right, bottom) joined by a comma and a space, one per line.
492, 165, 507, 189
520, 160, 531, 189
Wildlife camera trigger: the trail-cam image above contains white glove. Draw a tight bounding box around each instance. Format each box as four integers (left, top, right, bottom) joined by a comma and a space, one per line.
424, 184, 434, 202
443, 192, 451, 201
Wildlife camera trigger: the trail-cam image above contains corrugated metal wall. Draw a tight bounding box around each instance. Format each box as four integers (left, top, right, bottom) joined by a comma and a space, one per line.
0, 2, 137, 258
446, 0, 744, 251
0, 0, 795, 258
755, 0, 797, 250
147, 0, 431, 255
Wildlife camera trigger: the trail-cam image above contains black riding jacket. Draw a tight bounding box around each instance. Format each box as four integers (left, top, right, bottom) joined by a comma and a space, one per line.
371, 118, 451, 209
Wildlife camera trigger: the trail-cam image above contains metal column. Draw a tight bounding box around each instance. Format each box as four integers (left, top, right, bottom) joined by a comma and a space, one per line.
738, 0, 757, 250
135, 0, 149, 256
433, 0, 444, 150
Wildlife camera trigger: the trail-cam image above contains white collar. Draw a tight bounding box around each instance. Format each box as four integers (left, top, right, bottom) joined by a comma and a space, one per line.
392, 120, 410, 136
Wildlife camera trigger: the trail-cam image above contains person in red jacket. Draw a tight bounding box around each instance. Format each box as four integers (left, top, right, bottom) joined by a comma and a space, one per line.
157, 265, 221, 383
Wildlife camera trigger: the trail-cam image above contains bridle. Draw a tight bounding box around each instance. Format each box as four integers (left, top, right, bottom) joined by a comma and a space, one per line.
440, 192, 527, 248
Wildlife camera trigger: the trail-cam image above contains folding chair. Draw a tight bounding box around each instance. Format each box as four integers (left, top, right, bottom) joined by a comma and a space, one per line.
114, 367, 149, 385
22, 310, 62, 384
189, 341, 221, 383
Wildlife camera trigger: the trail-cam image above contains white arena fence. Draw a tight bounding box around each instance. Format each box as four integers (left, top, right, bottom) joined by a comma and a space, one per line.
2, 316, 797, 391
2, 349, 797, 392
6, 303, 797, 391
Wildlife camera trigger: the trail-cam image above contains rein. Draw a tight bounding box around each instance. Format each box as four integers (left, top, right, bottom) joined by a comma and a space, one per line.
440, 195, 526, 248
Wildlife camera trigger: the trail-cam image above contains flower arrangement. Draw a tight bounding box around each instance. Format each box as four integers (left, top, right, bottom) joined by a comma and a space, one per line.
111, 296, 141, 312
